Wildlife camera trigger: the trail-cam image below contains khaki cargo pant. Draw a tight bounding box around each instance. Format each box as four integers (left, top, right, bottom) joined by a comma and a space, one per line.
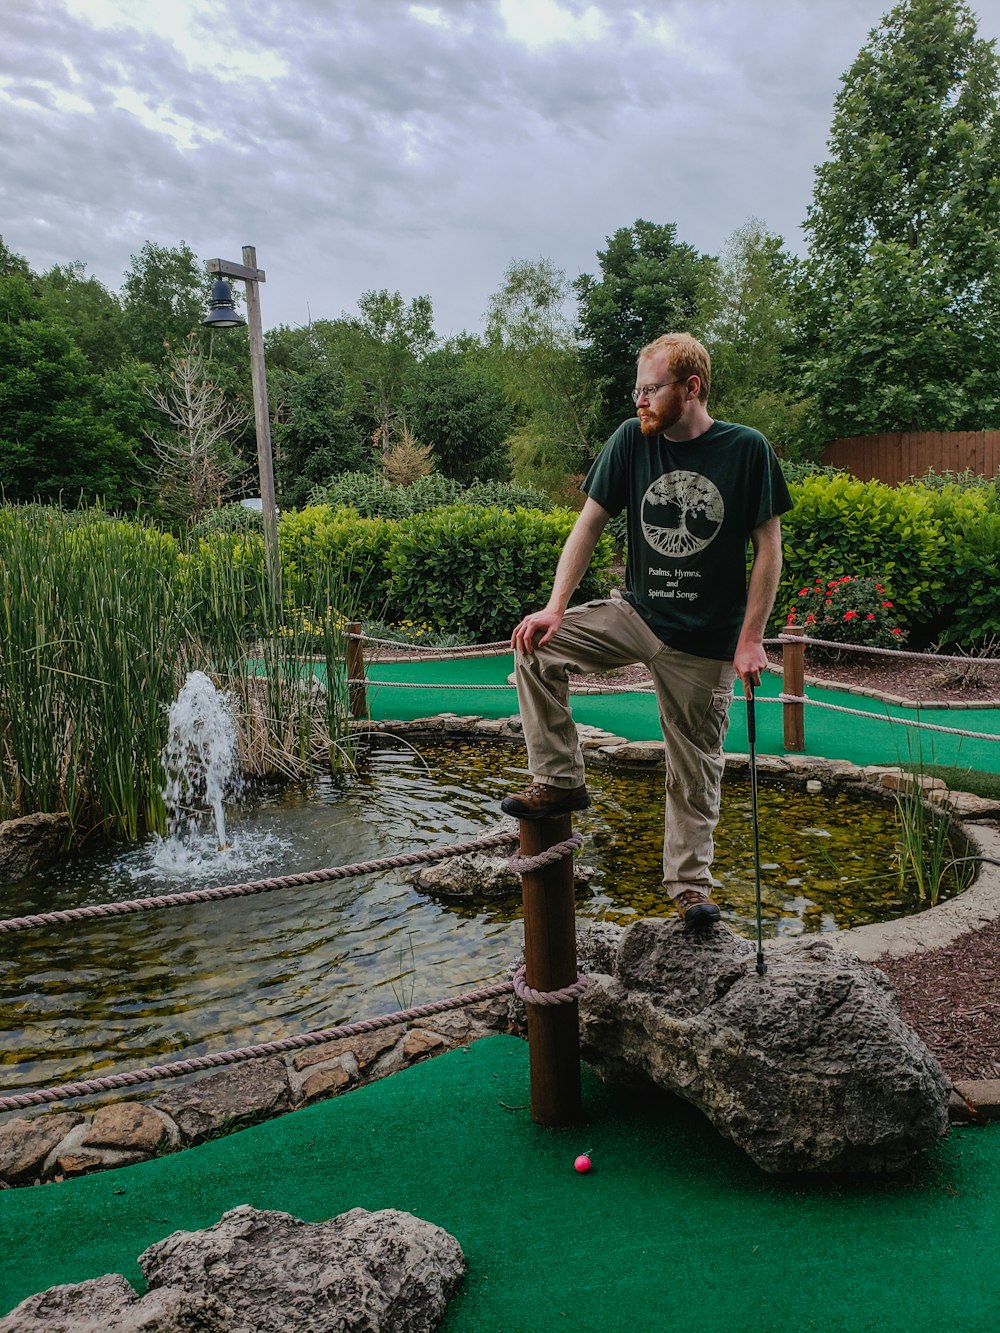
512, 596, 736, 897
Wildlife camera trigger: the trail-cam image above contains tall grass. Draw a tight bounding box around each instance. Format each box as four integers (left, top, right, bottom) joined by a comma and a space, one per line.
0, 505, 357, 845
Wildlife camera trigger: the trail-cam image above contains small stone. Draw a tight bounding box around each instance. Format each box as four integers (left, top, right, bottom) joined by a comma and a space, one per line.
0, 1112, 83, 1184
402, 1029, 450, 1059
83, 1101, 168, 1152
154, 1057, 291, 1145
300, 1062, 356, 1103
806, 779, 823, 794
292, 1026, 403, 1073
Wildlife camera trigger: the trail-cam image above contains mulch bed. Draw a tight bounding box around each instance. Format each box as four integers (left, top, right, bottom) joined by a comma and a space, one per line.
877, 920, 1000, 1083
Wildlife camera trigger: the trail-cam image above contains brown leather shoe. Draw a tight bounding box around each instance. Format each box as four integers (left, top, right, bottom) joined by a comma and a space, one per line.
500, 782, 590, 820
674, 887, 722, 928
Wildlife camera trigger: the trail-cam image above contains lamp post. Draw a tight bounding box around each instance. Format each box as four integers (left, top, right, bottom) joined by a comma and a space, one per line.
203, 245, 280, 602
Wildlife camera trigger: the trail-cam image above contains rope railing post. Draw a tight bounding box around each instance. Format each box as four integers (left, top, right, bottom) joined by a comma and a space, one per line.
347, 621, 367, 719
783, 625, 806, 752
516, 812, 583, 1127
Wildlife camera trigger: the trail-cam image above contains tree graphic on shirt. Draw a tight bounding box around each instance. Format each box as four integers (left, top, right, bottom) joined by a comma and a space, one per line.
640, 471, 724, 557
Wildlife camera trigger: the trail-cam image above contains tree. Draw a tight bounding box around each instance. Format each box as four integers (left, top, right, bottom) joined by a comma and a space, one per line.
121, 241, 207, 366
144, 335, 249, 522
273, 360, 373, 506
0, 275, 139, 505
342, 289, 438, 450
403, 346, 513, 484
37, 261, 127, 374
0, 234, 31, 279
798, 0, 1000, 443
574, 220, 717, 438
705, 221, 806, 449
485, 258, 600, 487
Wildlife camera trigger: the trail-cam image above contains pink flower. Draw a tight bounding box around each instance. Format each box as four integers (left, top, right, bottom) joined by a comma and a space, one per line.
891, 628, 901, 636
867, 613, 875, 620
806, 614, 815, 623
882, 601, 893, 608
844, 611, 857, 620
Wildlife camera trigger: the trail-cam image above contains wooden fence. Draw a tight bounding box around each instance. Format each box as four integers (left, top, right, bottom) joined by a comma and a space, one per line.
821, 431, 1000, 485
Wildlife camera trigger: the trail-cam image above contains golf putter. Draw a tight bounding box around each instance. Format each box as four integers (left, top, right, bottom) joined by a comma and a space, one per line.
746, 684, 767, 976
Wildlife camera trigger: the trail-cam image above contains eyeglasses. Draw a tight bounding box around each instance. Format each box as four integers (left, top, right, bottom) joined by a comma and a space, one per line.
631, 380, 685, 404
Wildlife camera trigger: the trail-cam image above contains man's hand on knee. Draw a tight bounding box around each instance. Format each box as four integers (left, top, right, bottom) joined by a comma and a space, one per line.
511, 608, 564, 655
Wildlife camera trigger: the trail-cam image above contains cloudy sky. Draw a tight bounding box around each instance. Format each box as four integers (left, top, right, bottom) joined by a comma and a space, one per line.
5, 0, 1000, 338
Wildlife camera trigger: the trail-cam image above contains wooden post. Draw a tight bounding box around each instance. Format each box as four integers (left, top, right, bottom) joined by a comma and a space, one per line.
518, 813, 583, 1127
347, 621, 367, 719
783, 625, 806, 752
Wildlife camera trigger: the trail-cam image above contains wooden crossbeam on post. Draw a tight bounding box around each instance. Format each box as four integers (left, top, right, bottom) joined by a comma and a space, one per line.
783, 626, 806, 751
347, 622, 367, 719
517, 813, 583, 1127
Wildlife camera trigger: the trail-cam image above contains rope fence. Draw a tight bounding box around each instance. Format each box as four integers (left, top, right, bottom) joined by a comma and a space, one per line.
1, 832, 586, 1115
346, 624, 1000, 753
6, 622, 999, 1123
0, 831, 520, 936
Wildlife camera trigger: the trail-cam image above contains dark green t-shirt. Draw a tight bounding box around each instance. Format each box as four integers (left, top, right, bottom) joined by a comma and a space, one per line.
583, 418, 793, 660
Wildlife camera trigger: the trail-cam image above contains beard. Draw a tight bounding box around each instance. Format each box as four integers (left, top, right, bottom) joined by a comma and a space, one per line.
637, 395, 685, 436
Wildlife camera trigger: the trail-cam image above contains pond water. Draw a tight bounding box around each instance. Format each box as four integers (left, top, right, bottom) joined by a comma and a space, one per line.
0, 739, 964, 1097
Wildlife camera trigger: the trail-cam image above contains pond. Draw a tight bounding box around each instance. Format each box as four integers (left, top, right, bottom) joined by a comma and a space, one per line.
0, 739, 965, 1097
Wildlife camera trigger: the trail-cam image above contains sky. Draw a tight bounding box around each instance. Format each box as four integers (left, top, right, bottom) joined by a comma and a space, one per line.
5, 0, 1000, 339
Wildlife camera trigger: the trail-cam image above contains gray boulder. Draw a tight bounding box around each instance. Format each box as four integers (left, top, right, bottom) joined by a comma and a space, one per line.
140, 1204, 464, 1332
409, 851, 591, 899
578, 917, 951, 1174
0, 1206, 464, 1333
0, 1273, 229, 1332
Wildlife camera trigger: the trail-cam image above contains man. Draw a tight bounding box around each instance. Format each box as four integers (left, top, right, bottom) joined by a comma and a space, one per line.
501, 332, 793, 928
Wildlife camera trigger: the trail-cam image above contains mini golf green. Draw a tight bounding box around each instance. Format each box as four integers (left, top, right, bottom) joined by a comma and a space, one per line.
1, 1037, 997, 1330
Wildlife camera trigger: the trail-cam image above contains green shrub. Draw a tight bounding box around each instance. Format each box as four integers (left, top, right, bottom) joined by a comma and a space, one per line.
188, 503, 264, 539
777, 461, 845, 486
912, 483, 1000, 645
278, 505, 394, 615
779, 475, 947, 636
386, 505, 614, 642
461, 479, 554, 511
309, 472, 458, 518
308, 471, 553, 519
784, 575, 906, 654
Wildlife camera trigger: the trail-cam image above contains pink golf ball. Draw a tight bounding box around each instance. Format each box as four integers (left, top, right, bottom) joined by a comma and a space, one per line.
574, 1154, 592, 1174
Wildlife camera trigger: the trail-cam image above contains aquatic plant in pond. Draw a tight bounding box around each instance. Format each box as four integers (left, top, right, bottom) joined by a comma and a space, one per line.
0, 504, 358, 843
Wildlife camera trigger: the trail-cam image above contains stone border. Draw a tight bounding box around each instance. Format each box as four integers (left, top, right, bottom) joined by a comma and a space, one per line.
4, 713, 998, 1187
0, 996, 519, 1187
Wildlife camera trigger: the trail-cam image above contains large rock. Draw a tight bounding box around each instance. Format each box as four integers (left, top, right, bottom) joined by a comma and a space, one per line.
0, 1205, 464, 1332
0, 812, 71, 882
577, 918, 951, 1174
408, 852, 591, 899
140, 1204, 464, 1332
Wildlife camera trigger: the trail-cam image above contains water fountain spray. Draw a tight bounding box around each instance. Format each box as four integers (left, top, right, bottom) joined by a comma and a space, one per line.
161, 671, 239, 853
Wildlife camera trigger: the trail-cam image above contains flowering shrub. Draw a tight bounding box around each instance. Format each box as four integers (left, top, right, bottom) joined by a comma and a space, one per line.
784, 575, 906, 653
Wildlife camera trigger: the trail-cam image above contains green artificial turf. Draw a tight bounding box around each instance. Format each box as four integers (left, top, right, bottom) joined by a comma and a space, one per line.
364, 655, 1000, 775
1, 1037, 997, 1331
